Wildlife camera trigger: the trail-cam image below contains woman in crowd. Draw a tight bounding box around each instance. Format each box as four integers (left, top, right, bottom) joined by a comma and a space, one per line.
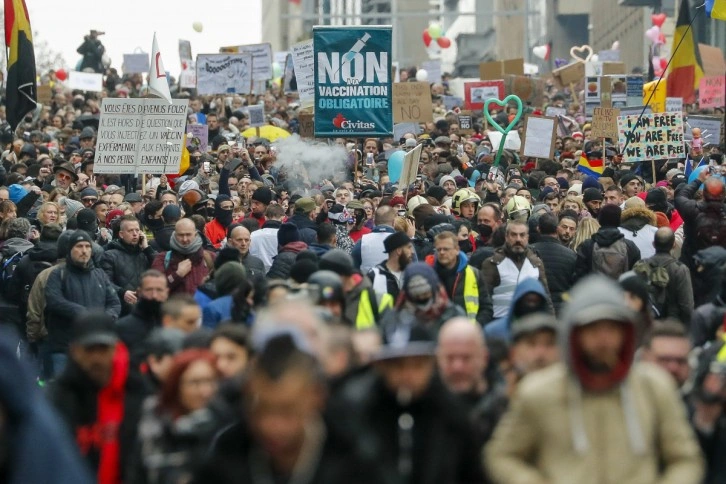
37, 201, 60, 227
571, 217, 600, 252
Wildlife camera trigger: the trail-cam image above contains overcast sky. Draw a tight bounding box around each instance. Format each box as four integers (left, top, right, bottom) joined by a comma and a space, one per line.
24, 0, 263, 74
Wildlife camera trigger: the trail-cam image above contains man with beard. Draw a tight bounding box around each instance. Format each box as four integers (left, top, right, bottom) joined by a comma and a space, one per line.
485, 275, 703, 483
151, 219, 215, 296
469, 203, 505, 268
368, 232, 414, 313
481, 220, 550, 324
432, 231, 492, 326
437, 318, 508, 446
582, 187, 603, 218
204, 195, 234, 249
116, 270, 170, 363
101, 216, 158, 315
557, 211, 578, 247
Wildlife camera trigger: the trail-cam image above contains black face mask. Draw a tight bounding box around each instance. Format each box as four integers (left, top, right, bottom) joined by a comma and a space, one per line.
459, 239, 473, 253
476, 224, 493, 241
215, 208, 234, 227
135, 297, 162, 322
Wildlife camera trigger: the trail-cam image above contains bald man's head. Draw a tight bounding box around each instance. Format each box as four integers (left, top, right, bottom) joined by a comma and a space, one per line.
436, 317, 488, 394
174, 218, 198, 247
704, 177, 725, 202
653, 227, 675, 253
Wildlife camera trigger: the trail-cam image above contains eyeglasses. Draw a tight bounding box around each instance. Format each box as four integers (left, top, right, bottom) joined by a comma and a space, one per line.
82, 197, 98, 203
56, 172, 73, 181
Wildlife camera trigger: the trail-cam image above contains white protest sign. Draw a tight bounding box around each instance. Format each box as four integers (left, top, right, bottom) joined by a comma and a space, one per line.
222, 43, 273, 81
68, 71, 103, 92
545, 106, 566, 117
422, 60, 442, 84
520, 115, 557, 159
179, 40, 192, 62
94, 98, 188, 175
122, 52, 149, 74
617, 112, 685, 163
196, 54, 253, 95
291, 40, 314, 109
248, 105, 265, 128
399, 144, 423, 188
666, 97, 683, 113
179, 61, 196, 89
393, 122, 420, 141
685, 115, 722, 145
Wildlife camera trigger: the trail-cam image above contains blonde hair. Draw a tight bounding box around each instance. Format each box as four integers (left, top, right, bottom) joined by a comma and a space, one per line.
560, 196, 584, 213
37, 201, 60, 225
572, 217, 600, 251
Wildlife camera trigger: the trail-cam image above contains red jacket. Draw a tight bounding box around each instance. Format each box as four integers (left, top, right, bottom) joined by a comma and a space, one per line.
151, 247, 215, 295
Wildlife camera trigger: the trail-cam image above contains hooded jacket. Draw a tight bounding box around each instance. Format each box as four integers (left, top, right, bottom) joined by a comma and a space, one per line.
266, 241, 308, 280
619, 206, 658, 259
485, 278, 550, 342
574, 227, 641, 281
287, 213, 318, 245
249, 219, 281, 273
0, 329, 94, 483
485, 275, 704, 484
44, 257, 122, 353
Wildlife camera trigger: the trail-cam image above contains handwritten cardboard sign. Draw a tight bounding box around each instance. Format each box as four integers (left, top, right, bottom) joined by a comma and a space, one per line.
617, 112, 685, 163
699, 76, 725, 108
299, 112, 314, 138
392, 82, 433, 123
591, 107, 620, 139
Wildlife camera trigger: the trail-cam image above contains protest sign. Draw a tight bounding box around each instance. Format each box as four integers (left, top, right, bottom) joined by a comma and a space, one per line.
520, 115, 557, 159
643, 80, 666, 114
619, 105, 653, 116
220, 43, 273, 81
666, 97, 683, 113
179, 40, 192, 61
545, 106, 566, 117
68, 71, 103, 92
248, 105, 265, 128
291, 40, 314, 109
598, 50, 620, 62
299, 112, 315, 138
179, 62, 196, 89
591, 107, 620, 139
607, 76, 627, 107
626, 76, 644, 106
552, 61, 585, 86
458, 111, 473, 135
282, 53, 295, 94
617, 112, 685, 163
392, 82, 433, 123
584, 76, 601, 115
479, 58, 523, 80
123, 52, 149, 74
506, 75, 544, 105
196, 54, 253, 95
442, 95, 463, 111
399, 144, 423, 188
94, 98, 188, 175
37, 85, 52, 105
699, 76, 725, 108
465, 80, 504, 111
699, 43, 726, 77
685, 115, 722, 145
422, 60, 442, 84
186, 124, 208, 153
393, 122, 420, 141
313, 26, 393, 138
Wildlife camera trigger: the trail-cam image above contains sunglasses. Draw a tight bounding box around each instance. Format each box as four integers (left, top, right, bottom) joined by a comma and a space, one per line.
56, 172, 73, 181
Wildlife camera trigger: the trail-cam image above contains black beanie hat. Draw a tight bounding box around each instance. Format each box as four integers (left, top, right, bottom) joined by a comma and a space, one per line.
76, 208, 98, 235
319, 249, 355, 277
277, 223, 301, 247
645, 188, 668, 212
251, 187, 273, 206
426, 185, 447, 203
69, 229, 93, 249
598, 204, 622, 228
619, 173, 638, 188
290, 259, 319, 284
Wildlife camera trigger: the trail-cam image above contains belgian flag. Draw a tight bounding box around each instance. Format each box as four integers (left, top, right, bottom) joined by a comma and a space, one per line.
4, 0, 37, 130
666, 0, 704, 104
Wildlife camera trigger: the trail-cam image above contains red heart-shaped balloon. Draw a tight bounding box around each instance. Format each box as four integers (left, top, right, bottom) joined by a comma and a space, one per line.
422, 29, 432, 47
651, 13, 666, 27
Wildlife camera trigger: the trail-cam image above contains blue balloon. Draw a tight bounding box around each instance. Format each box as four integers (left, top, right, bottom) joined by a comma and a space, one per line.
688, 164, 725, 185
388, 151, 405, 183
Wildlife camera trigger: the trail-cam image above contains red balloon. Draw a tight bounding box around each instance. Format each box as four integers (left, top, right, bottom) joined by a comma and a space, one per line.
422, 29, 432, 47
660, 57, 667, 70
651, 13, 666, 28
437, 36, 452, 48
55, 68, 67, 81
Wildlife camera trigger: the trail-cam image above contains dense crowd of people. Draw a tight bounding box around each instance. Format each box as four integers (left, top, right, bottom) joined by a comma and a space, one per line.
0, 46, 724, 483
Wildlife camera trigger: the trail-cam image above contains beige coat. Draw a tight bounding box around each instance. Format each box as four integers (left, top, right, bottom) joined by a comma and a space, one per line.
485, 362, 703, 484
26, 263, 62, 342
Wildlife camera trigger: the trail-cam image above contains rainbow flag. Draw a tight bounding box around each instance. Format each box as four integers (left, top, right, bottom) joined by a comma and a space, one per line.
577, 153, 604, 178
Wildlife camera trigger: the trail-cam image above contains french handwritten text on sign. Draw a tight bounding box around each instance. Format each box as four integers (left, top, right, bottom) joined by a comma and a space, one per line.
220, 43, 273, 81
392, 82, 433, 123
94, 98, 188, 175
591, 107, 620, 139
617, 113, 685, 163
699, 76, 725, 109
196, 54, 253, 95
520, 115, 557, 159
292, 40, 315, 109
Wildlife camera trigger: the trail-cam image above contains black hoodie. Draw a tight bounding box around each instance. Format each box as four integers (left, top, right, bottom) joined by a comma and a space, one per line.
574, 227, 641, 281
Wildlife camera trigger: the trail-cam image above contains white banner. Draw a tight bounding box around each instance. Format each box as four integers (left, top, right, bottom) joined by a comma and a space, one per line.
291, 40, 314, 109
122, 52, 150, 74
68, 71, 104, 92
220, 42, 273, 81
196, 54, 253, 95
94, 98, 188, 175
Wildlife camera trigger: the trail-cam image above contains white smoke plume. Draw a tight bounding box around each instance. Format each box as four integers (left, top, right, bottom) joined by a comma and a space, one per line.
273, 135, 349, 184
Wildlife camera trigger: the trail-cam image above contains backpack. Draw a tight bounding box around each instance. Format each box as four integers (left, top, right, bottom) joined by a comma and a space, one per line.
633, 259, 675, 318
695, 204, 726, 251
20, 259, 53, 305
0, 251, 28, 302
591, 239, 629, 279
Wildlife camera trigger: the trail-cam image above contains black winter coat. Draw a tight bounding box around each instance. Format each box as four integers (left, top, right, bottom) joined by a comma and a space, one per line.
100, 240, 157, 306
574, 227, 641, 281
266, 241, 308, 280
44, 259, 121, 353
287, 214, 318, 245
150, 226, 174, 252
531, 236, 576, 315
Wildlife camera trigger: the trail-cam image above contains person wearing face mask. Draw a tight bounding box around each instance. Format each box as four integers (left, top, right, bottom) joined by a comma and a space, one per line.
204, 195, 234, 249
116, 270, 170, 364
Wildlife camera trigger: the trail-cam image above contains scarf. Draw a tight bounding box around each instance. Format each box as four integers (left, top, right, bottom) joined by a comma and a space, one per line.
97, 342, 129, 484
169, 232, 203, 255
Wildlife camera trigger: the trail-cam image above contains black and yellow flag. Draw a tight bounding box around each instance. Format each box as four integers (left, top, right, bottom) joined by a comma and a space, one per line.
4, 0, 37, 130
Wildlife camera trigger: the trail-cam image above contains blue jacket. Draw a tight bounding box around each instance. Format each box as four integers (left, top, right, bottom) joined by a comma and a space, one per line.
202, 295, 234, 329
485, 278, 549, 342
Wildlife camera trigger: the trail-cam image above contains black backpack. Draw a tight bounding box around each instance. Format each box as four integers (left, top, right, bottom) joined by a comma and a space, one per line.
695, 204, 726, 251
591, 239, 629, 279
0, 251, 26, 302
